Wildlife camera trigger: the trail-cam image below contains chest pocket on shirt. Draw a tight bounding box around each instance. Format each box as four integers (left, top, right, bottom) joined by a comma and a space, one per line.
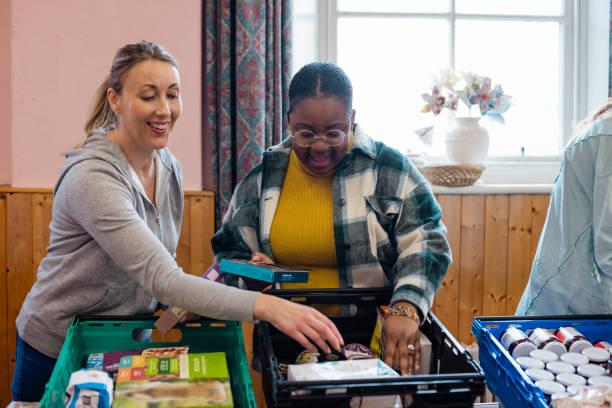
365, 195, 403, 257
231, 201, 261, 251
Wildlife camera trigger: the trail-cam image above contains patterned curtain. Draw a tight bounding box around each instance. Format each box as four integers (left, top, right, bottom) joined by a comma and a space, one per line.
204, 0, 292, 226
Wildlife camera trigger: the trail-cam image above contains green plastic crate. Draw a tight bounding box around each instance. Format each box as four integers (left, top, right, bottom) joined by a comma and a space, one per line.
39, 316, 256, 408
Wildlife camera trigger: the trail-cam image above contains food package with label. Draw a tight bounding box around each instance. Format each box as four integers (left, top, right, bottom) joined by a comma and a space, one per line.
113, 351, 233, 408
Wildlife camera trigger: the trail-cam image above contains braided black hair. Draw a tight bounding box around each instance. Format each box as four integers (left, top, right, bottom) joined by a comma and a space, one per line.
288, 62, 353, 114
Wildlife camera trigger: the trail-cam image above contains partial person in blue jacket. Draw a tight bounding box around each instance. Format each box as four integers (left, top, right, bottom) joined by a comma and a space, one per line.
516, 99, 612, 315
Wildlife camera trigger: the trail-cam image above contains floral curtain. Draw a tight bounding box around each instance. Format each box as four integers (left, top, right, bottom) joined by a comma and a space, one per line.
203, 0, 292, 226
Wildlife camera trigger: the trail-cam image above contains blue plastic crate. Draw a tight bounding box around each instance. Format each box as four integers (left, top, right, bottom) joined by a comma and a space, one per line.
472, 315, 612, 408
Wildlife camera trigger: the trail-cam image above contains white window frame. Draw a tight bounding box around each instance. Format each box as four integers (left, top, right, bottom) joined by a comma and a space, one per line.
308, 0, 609, 184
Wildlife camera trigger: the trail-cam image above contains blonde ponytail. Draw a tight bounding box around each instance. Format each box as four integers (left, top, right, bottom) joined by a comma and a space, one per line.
84, 75, 116, 138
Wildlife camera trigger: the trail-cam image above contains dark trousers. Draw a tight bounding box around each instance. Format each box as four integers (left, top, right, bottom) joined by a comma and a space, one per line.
11, 333, 56, 402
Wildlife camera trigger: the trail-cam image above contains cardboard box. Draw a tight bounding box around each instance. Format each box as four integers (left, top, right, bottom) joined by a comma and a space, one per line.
219, 259, 309, 283
114, 352, 234, 408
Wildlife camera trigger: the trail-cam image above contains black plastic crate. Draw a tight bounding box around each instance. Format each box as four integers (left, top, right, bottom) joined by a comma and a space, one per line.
256, 288, 485, 407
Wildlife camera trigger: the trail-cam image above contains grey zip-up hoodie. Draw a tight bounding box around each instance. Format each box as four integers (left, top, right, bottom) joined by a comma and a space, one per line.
16, 134, 258, 358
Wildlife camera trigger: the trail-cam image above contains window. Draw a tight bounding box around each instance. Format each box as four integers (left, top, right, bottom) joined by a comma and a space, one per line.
292, 0, 609, 184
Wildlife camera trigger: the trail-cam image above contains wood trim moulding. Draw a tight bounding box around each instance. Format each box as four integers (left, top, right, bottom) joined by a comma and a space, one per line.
0, 187, 53, 194
0, 188, 215, 196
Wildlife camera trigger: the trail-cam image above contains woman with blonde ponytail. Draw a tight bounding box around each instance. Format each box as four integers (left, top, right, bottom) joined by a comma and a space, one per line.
517, 98, 612, 316
11, 42, 342, 402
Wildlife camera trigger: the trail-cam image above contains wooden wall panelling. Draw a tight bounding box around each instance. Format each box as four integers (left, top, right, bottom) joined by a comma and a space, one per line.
6, 193, 34, 391
482, 195, 509, 316
0, 192, 9, 407
457, 195, 485, 344
176, 196, 191, 275
0, 189, 555, 405
530, 195, 550, 265
433, 195, 461, 336
188, 193, 215, 276
32, 194, 52, 281
506, 195, 534, 314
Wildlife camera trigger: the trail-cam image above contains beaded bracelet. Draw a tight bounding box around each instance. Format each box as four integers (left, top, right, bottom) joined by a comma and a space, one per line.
385, 303, 420, 324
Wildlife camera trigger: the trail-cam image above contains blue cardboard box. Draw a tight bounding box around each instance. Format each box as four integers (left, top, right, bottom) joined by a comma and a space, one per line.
219, 258, 309, 283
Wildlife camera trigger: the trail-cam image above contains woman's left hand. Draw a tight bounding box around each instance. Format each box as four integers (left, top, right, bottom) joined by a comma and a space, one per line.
381, 301, 421, 376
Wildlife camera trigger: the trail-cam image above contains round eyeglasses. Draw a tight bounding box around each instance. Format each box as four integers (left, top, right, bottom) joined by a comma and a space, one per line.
291, 129, 347, 147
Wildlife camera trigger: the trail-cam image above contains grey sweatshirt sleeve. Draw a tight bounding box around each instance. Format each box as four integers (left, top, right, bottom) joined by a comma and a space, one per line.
62, 160, 259, 322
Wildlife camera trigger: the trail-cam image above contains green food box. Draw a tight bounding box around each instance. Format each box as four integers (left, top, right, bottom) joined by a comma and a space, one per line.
40, 316, 256, 408
114, 352, 234, 407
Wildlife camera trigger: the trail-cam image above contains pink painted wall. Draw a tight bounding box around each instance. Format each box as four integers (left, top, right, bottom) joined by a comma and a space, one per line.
8, 0, 202, 189
0, 0, 11, 185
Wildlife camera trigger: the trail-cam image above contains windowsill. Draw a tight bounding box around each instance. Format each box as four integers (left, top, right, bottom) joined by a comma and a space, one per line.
420, 159, 559, 194
431, 182, 553, 194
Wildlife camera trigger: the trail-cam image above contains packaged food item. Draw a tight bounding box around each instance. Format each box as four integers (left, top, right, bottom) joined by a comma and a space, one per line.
535, 379, 565, 396
546, 361, 575, 375
528, 327, 567, 356
86, 349, 147, 375
581, 346, 610, 369
64, 369, 114, 408
219, 258, 309, 283
278, 363, 288, 380
295, 350, 320, 364
320, 351, 346, 362
550, 392, 569, 401
559, 352, 589, 367
524, 367, 555, 382
577, 363, 606, 378
516, 356, 545, 370
552, 385, 609, 407
587, 375, 612, 386
555, 327, 593, 354
500, 327, 537, 359
287, 358, 398, 381
528, 328, 567, 356
530, 349, 558, 363
593, 340, 612, 354
566, 383, 586, 394
113, 352, 233, 408
86, 353, 104, 371
341, 343, 375, 360
555, 372, 586, 387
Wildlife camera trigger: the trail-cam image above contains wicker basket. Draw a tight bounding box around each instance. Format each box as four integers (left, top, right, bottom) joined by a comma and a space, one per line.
418, 164, 485, 187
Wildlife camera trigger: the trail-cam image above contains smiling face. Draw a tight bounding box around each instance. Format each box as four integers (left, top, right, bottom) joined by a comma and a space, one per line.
107, 59, 182, 153
288, 96, 355, 175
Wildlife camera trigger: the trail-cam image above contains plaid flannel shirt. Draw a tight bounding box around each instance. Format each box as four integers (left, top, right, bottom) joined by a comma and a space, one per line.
211, 124, 451, 318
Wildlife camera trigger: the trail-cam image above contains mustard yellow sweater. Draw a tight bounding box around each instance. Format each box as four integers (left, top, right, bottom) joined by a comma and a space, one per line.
270, 150, 339, 290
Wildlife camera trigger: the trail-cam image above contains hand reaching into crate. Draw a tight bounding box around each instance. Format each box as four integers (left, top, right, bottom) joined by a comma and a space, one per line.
253, 292, 344, 354
382, 301, 421, 376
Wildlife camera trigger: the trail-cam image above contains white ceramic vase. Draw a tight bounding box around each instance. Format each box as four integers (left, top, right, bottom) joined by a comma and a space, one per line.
445, 117, 490, 164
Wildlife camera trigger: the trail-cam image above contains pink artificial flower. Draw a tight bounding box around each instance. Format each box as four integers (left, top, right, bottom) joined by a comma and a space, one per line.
421, 86, 446, 116
467, 77, 510, 115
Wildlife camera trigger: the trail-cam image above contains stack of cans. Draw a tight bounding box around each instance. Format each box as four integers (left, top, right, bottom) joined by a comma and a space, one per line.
499, 325, 612, 401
